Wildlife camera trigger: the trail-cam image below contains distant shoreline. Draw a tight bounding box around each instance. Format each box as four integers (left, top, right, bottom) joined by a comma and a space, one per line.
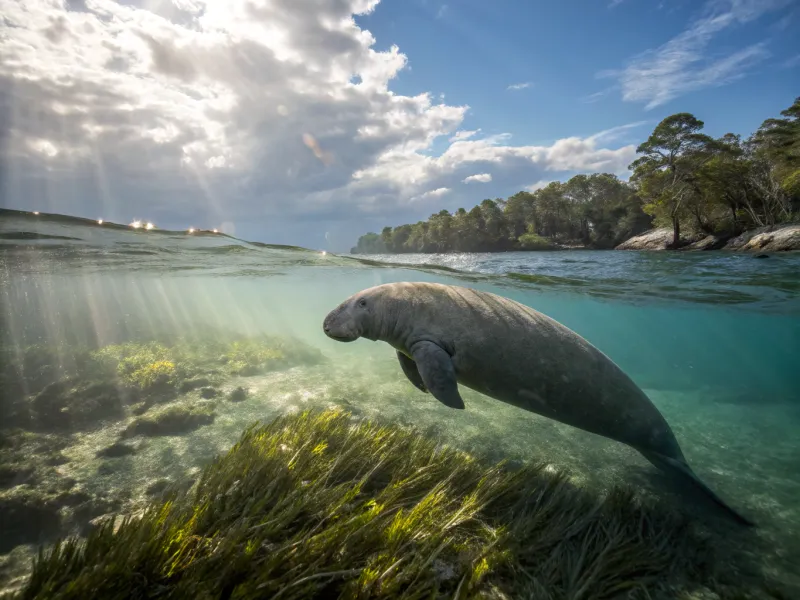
350, 224, 800, 255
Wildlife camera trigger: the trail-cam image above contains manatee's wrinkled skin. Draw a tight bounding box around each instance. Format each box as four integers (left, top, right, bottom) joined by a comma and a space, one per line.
323, 281, 754, 527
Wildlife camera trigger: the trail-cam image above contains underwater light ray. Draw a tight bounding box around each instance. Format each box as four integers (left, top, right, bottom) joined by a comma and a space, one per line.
150, 278, 185, 340
118, 276, 176, 343
186, 277, 255, 340
147, 277, 215, 340
81, 272, 130, 349
89, 137, 118, 240
0, 264, 32, 397
35, 274, 81, 375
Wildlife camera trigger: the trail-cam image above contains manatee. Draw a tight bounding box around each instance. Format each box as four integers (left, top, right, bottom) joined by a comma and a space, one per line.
322, 281, 755, 527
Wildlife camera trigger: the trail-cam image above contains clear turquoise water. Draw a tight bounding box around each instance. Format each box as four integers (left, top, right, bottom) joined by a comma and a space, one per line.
1, 210, 799, 592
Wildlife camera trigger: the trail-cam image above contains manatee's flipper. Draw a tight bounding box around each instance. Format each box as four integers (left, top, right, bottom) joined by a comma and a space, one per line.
396, 351, 427, 393
409, 341, 465, 409
641, 450, 755, 528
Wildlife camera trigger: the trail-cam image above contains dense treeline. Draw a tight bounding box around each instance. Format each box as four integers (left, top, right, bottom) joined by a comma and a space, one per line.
352, 97, 799, 254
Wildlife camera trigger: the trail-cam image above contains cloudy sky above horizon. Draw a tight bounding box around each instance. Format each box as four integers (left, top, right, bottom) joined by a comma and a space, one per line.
0, 0, 797, 251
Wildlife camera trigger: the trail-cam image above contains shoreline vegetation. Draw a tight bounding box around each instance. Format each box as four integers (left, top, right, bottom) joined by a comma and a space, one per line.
352, 97, 800, 255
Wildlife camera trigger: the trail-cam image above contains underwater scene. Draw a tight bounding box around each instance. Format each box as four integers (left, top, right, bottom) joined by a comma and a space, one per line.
1, 209, 799, 599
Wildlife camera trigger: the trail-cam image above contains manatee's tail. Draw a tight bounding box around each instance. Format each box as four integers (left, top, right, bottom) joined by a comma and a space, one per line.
640, 450, 756, 528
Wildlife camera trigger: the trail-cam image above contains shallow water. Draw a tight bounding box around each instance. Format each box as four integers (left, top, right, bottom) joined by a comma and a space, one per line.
1, 209, 799, 594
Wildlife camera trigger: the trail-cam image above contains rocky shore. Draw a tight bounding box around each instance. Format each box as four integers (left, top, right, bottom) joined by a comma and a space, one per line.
615, 224, 800, 252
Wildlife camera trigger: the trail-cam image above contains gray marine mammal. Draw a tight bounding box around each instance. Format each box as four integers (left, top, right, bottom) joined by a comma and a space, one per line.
322, 281, 755, 527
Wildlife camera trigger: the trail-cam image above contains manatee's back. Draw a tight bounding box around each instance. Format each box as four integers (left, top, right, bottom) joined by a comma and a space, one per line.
411, 283, 680, 454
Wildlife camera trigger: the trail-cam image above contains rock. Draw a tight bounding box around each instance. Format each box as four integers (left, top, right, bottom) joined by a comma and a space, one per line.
31, 380, 127, 432
724, 224, 800, 252
44, 453, 69, 466
97, 462, 117, 475
87, 510, 144, 535
122, 403, 216, 438
199, 387, 219, 399
0, 466, 35, 488
617, 224, 800, 252
0, 490, 61, 553
754, 254, 769, 259
53, 490, 92, 507
615, 228, 679, 250
145, 479, 171, 497
682, 234, 733, 251
95, 442, 137, 458
178, 378, 211, 393
228, 386, 248, 402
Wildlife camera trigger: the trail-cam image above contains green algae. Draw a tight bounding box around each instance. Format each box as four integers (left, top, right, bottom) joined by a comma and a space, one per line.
12, 408, 783, 600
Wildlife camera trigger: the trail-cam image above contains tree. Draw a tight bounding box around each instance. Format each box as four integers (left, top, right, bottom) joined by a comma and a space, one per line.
351, 97, 799, 254
350, 232, 386, 254
629, 113, 717, 247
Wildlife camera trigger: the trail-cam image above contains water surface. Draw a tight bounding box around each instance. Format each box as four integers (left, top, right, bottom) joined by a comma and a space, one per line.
1, 210, 799, 594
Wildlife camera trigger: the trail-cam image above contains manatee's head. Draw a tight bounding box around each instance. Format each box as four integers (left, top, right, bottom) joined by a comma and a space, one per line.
323, 285, 389, 342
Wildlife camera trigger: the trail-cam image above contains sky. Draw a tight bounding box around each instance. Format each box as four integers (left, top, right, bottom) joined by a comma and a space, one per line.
0, 0, 797, 252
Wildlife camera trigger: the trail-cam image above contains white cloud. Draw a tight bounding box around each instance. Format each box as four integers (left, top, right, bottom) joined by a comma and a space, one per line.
0, 0, 643, 250
421, 187, 450, 198
462, 173, 492, 183
507, 82, 532, 91
526, 180, 556, 192
449, 129, 481, 142
410, 187, 450, 201
600, 0, 790, 109
437, 4, 448, 18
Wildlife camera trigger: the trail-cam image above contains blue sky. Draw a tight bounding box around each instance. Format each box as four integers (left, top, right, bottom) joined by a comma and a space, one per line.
357, 0, 798, 143
0, 0, 797, 251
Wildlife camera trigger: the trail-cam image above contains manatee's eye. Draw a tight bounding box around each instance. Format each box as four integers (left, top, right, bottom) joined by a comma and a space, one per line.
358, 298, 367, 308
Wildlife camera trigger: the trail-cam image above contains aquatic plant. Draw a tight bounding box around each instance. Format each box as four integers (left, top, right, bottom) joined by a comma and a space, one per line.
223, 339, 285, 376
14, 408, 780, 600
88, 334, 323, 395
90, 342, 179, 393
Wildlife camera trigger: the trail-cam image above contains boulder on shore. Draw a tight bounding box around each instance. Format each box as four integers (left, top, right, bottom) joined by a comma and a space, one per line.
723, 224, 800, 252
614, 228, 704, 251
615, 224, 800, 252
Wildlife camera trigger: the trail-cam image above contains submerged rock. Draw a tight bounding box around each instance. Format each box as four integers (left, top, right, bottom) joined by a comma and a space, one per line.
30, 380, 128, 432
199, 386, 219, 399
178, 378, 211, 393
0, 465, 35, 488
95, 442, 137, 459
145, 479, 171, 497
228, 386, 248, 402
0, 489, 61, 553
121, 403, 216, 438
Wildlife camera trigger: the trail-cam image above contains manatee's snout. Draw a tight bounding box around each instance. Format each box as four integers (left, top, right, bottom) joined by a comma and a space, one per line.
322, 301, 360, 342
